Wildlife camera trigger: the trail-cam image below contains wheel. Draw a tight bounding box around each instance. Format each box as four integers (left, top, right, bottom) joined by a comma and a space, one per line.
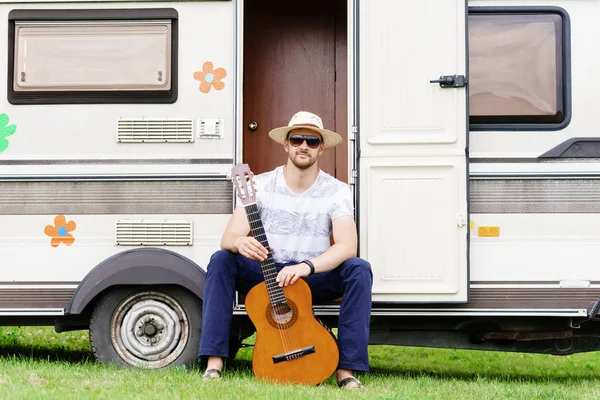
89, 286, 202, 369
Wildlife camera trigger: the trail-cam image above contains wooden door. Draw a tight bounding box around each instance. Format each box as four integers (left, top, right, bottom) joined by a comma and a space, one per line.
243, 0, 347, 181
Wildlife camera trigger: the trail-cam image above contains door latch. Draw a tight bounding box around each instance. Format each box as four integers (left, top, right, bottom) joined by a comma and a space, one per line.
430, 75, 467, 88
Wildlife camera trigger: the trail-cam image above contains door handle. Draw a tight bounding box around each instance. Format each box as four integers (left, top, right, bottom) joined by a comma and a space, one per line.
248, 121, 258, 131
429, 75, 467, 88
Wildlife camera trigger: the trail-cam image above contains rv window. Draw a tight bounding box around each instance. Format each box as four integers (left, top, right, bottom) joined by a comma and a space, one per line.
7, 9, 178, 104
468, 10, 569, 130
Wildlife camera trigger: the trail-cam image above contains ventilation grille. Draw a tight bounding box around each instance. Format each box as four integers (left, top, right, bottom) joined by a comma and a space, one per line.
115, 220, 193, 246
117, 118, 194, 143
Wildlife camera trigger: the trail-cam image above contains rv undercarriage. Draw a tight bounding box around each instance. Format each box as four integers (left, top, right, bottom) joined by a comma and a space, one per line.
334, 315, 600, 356
223, 311, 600, 356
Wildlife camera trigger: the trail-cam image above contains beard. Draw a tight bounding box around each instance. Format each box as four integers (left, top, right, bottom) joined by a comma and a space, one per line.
289, 151, 317, 169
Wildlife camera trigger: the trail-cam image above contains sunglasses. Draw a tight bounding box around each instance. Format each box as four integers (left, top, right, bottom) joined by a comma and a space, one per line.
288, 134, 322, 149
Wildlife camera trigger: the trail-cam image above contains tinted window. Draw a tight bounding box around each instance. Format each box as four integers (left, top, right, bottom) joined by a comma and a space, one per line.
469, 11, 568, 128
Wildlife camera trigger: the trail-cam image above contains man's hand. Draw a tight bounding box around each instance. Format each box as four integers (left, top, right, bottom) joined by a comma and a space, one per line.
276, 263, 312, 287
235, 236, 270, 261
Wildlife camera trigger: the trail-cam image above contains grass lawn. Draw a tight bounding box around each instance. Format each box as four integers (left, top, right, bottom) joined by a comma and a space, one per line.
1, 326, 600, 399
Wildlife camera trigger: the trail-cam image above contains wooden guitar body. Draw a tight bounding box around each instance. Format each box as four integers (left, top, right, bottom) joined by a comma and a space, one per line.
246, 279, 339, 385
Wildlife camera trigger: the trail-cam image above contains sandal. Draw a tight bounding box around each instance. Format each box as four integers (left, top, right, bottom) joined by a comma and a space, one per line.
338, 376, 365, 390
202, 368, 222, 381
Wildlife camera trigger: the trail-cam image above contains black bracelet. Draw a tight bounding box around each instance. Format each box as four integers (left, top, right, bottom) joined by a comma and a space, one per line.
302, 260, 315, 275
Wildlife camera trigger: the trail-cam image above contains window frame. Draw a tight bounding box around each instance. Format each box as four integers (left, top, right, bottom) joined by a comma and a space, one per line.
7, 8, 179, 105
468, 6, 571, 131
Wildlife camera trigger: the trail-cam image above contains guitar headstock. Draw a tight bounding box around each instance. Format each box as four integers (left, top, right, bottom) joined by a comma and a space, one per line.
231, 163, 256, 206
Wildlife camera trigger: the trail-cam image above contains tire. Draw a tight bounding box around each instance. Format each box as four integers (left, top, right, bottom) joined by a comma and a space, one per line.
89, 286, 202, 369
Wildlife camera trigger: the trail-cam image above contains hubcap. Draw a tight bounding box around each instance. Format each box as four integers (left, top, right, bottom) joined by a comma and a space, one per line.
110, 291, 189, 368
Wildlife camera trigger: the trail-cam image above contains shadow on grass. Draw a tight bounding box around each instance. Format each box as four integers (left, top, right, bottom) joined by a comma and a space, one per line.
188, 349, 253, 373
195, 347, 600, 384
224, 357, 253, 372
0, 345, 255, 371
2, 341, 597, 385
366, 364, 600, 384
0, 344, 93, 364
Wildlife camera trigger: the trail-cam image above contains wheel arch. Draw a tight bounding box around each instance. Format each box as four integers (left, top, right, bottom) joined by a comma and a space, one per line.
67, 248, 206, 315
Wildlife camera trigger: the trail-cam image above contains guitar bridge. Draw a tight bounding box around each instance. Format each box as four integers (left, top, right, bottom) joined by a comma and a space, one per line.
272, 345, 316, 364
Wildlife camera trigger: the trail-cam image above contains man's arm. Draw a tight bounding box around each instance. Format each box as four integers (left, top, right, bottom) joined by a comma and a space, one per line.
276, 215, 357, 287
307, 215, 357, 273
221, 207, 269, 261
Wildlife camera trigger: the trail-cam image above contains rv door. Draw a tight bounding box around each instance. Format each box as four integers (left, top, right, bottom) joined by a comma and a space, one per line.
354, 0, 469, 302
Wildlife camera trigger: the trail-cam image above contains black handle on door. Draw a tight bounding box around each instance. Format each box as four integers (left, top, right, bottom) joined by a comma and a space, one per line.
429, 75, 467, 88
430, 76, 455, 85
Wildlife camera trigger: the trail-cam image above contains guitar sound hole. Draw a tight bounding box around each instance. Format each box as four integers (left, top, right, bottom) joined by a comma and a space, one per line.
272, 304, 293, 324
265, 299, 298, 329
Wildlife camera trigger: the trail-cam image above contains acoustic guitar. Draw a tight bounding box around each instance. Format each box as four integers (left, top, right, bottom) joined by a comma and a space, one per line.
231, 163, 339, 385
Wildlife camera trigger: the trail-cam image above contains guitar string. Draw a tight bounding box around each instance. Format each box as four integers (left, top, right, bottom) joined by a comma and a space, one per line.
247, 204, 294, 355
238, 174, 303, 360
248, 207, 294, 356
250, 215, 293, 356
234, 174, 291, 353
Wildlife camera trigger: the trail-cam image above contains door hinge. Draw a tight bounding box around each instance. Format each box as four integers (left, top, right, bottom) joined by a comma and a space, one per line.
350, 126, 357, 141
429, 75, 468, 88
457, 213, 467, 227
350, 169, 357, 186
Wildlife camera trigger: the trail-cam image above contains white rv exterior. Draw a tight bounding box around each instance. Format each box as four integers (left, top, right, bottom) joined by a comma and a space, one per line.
1, 0, 600, 368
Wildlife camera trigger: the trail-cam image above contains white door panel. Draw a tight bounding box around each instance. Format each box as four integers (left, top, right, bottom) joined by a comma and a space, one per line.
357, 0, 468, 302
359, 0, 466, 155
360, 158, 467, 301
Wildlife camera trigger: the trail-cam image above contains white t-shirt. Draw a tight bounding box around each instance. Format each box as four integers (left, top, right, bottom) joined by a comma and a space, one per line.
240, 166, 354, 264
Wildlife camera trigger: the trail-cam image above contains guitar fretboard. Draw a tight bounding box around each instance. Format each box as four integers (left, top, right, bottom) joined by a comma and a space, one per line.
245, 203, 287, 306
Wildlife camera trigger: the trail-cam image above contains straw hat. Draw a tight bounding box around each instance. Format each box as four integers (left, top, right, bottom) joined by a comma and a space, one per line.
268, 111, 343, 149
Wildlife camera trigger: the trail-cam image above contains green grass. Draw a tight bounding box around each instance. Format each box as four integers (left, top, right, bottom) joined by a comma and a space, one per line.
1, 327, 600, 399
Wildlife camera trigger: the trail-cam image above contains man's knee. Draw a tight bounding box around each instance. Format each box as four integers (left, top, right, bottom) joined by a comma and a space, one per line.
206, 249, 237, 274
341, 257, 373, 284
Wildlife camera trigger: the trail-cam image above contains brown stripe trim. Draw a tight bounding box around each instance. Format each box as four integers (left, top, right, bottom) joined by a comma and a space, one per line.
463, 288, 600, 311
470, 178, 600, 214
0, 180, 232, 215
0, 288, 75, 308
4, 287, 599, 312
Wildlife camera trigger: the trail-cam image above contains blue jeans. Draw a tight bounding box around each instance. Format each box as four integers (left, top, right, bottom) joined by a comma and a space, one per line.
198, 249, 373, 372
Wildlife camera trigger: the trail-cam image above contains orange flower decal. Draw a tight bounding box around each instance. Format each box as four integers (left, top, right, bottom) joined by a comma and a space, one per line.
193, 62, 227, 93
44, 215, 76, 247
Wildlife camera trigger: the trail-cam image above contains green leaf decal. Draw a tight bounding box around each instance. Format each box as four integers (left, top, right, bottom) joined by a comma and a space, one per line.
0, 114, 17, 153
2, 124, 16, 137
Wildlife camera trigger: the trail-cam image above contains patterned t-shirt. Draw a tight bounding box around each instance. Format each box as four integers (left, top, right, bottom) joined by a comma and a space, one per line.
241, 166, 354, 264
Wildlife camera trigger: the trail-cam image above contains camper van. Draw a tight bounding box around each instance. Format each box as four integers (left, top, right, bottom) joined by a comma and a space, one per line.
1, 0, 599, 369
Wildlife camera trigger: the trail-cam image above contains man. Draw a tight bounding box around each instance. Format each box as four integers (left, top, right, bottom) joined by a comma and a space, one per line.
198, 111, 372, 390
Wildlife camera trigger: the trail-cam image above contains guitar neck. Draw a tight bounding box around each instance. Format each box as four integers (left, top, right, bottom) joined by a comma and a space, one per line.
244, 203, 286, 305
